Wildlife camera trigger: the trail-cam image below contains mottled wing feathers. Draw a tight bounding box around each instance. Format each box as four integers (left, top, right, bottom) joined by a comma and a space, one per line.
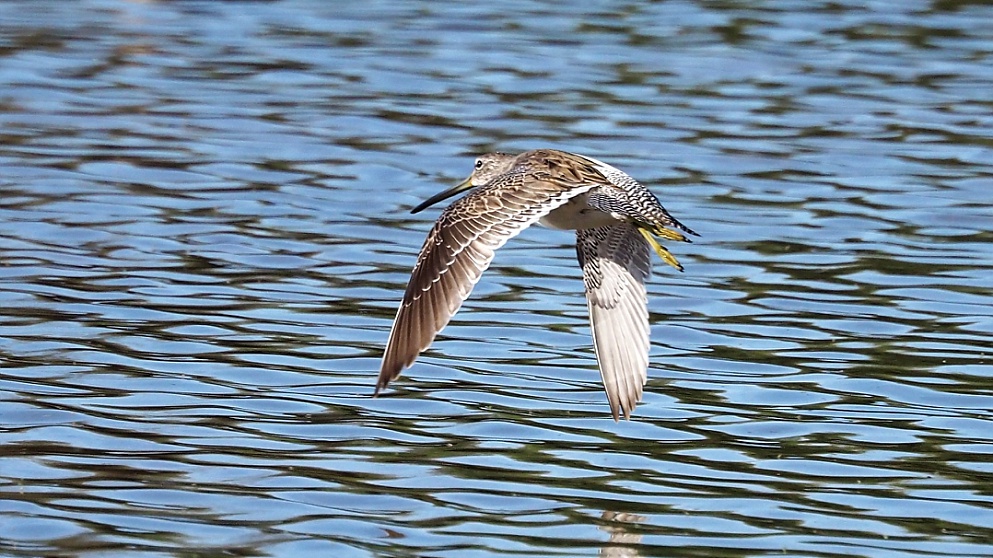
577, 223, 653, 420
377, 159, 601, 393
577, 154, 698, 237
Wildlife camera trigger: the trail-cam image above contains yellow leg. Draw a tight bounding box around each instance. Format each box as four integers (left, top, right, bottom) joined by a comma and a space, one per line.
651, 227, 688, 243
637, 226, 684, 271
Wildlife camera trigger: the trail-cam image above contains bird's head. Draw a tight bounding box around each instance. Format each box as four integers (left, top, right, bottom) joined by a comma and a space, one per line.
411, 152, 517, 214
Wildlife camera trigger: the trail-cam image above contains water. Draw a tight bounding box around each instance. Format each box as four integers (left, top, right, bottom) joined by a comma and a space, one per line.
2, 1, 992, 556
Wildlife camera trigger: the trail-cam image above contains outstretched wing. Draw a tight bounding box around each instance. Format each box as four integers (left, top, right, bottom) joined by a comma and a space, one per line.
576, 223, 653, 420
378, 168, 600, 393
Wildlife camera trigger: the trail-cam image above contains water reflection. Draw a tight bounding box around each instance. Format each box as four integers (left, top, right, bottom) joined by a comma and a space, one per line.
2, 0, 993, 557
600, 511, 645, 558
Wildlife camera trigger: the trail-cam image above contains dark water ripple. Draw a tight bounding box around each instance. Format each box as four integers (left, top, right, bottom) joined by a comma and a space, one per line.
2, 1, 993, 557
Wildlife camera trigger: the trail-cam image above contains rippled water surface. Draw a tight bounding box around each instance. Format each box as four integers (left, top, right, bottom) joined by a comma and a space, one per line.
2, 1, 993, 556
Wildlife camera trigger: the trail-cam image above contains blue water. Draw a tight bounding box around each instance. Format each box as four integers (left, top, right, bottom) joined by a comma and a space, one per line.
2, 1, 992, 557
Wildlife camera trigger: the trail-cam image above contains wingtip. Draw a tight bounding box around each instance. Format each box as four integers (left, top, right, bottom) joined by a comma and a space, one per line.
610, 408, 632, 422
609, 405, 621, 422
375, 363, 397, 397
607, 398, 637, 422
621, 406, 633, 421
375, 365, 402, 397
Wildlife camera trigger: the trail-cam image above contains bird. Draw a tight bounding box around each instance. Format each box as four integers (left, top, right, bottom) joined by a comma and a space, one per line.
376, 149, 696, 420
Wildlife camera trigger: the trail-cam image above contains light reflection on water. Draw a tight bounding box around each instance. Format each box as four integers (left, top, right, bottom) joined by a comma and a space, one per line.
2, 1, 993, 557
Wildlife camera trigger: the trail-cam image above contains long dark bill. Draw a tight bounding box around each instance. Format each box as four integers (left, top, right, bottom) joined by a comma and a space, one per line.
410, 176, 473, 214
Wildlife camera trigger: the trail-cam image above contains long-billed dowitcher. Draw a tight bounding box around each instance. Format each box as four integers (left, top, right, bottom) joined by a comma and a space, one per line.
377, 149, 696, 420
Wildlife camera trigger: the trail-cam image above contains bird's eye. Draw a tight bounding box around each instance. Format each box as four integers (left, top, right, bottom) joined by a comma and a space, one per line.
475, 159, 484, 169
